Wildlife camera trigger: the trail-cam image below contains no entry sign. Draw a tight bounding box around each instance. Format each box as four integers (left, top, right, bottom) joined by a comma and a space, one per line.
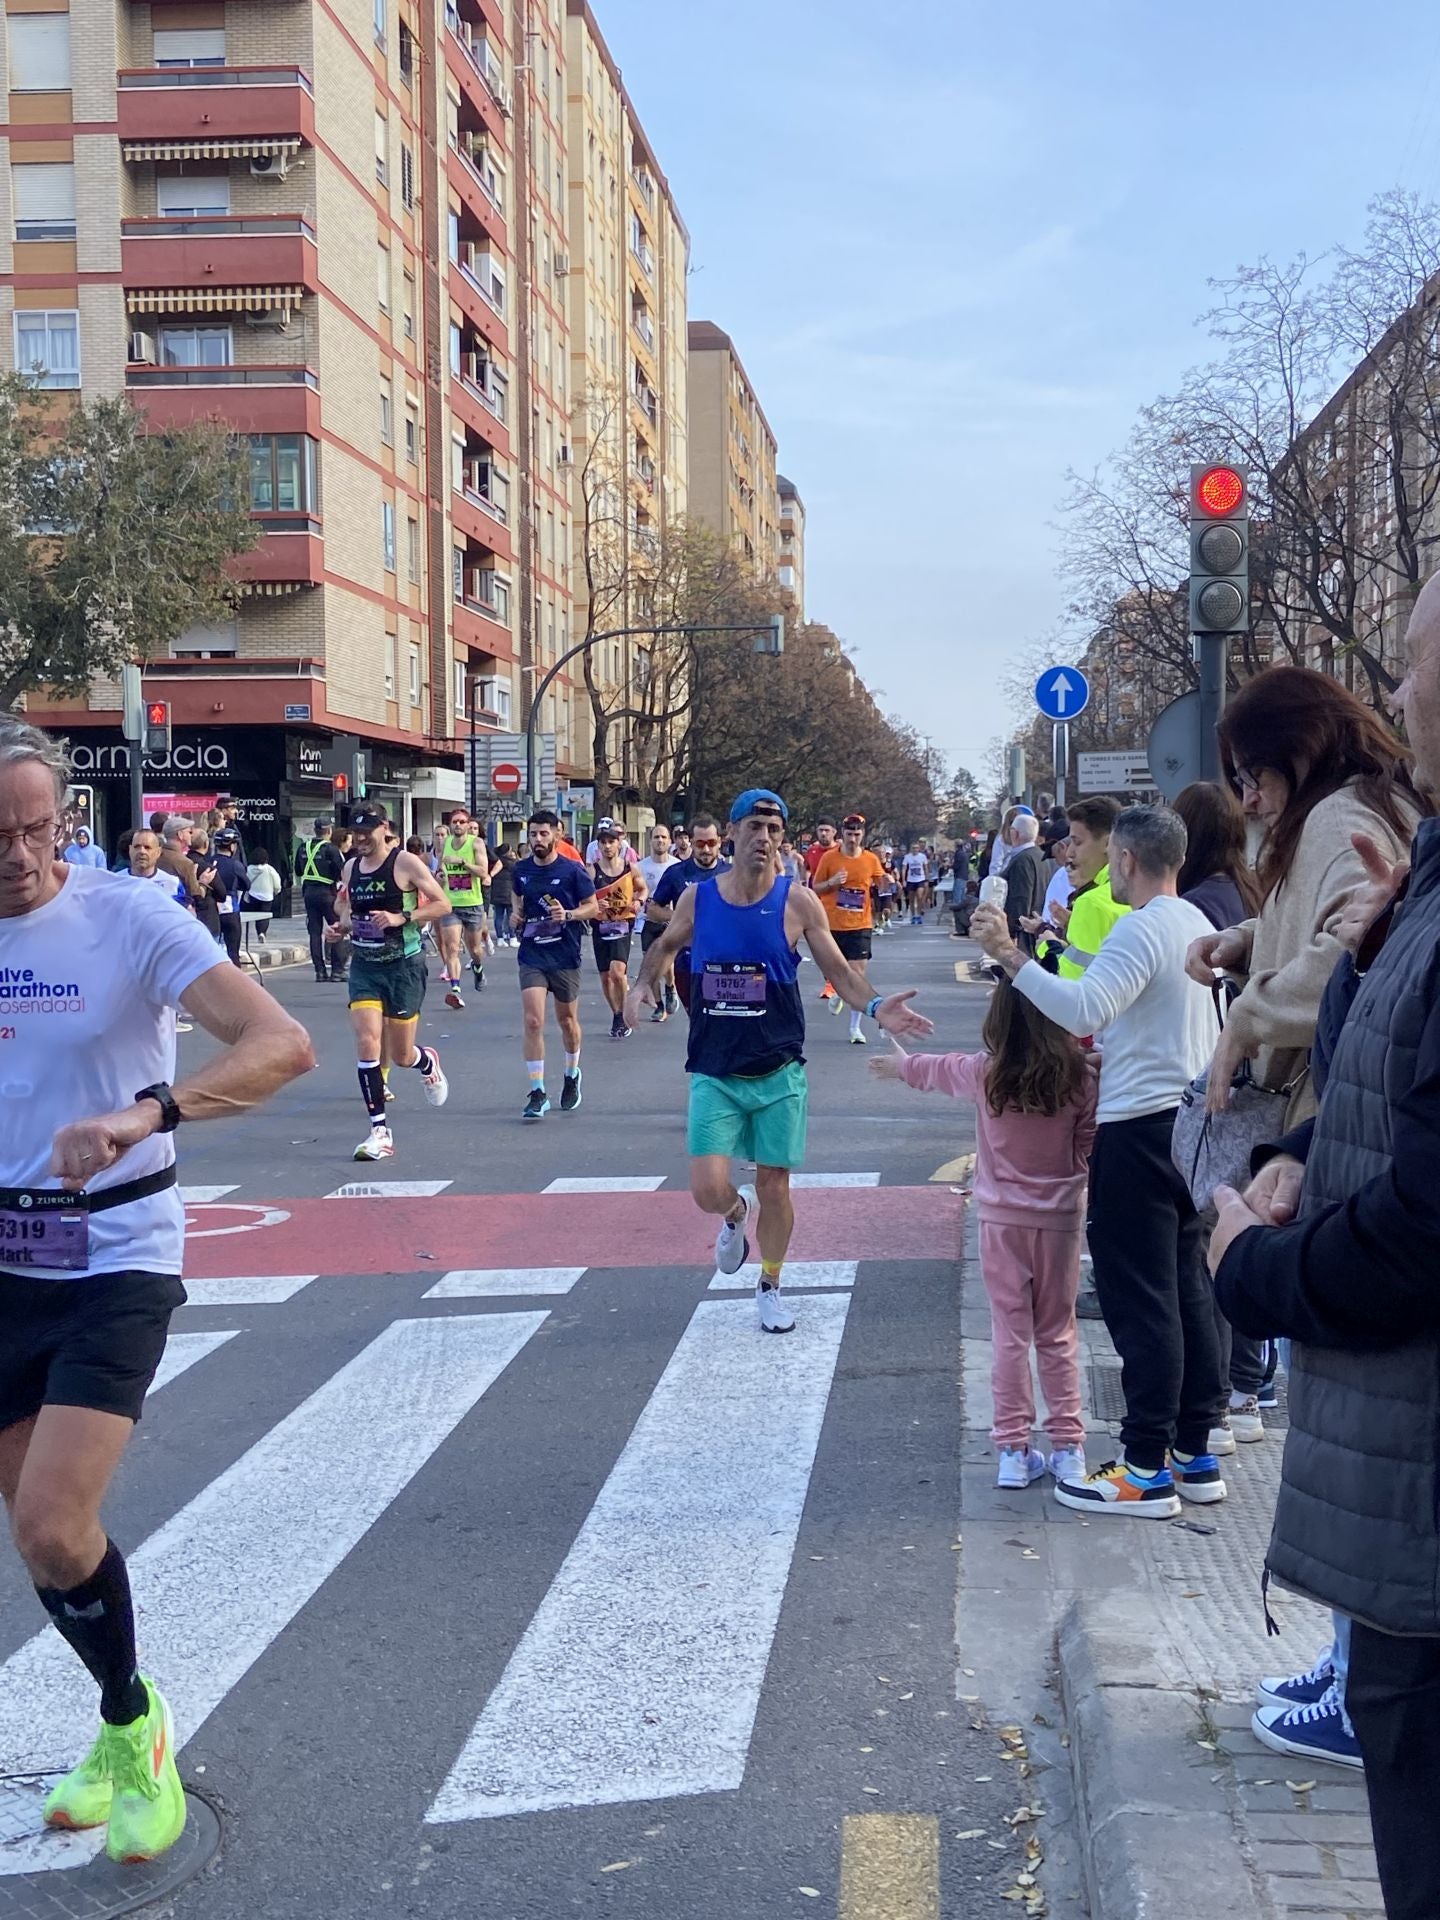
491, 763, 523, 795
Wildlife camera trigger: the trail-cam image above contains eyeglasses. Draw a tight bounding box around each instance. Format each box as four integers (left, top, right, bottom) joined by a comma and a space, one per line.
1232, 768, 1265, 797
0, 817, 58, 858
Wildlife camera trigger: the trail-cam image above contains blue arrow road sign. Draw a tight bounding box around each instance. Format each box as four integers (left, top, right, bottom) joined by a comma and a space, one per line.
1034, 665, 1090, 721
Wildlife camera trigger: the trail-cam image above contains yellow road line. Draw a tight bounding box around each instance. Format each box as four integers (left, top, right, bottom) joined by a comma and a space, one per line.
839, 1813, 940, 1920
929, 1153, 975, 1185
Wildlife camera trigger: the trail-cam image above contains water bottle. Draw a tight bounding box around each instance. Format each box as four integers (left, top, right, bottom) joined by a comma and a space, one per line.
978, 876, 1008, 910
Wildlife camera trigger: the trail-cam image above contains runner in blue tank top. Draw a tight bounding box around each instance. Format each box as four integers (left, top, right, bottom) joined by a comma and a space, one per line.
626, 787, 934, 1333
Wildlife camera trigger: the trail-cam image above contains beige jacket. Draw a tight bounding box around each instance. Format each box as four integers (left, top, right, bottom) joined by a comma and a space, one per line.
1222, 780, 1421, 1124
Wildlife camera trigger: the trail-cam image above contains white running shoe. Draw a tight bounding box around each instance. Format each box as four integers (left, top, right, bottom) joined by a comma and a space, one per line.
1229, 1394, 1266, 1443
1047, 1446, 1086, 1485
757, 1283, 796, 1334
419, 1047, 449, 1107
714, 1184, 754, 1275
1208, 1412, 1237, 1456
849, 1028, 868, 1045
354, 1126, 395, 1161
996, 1446, 1046, 1489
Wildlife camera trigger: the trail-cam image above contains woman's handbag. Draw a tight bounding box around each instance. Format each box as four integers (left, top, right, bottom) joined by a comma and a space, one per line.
1172, 980, 1295, 1211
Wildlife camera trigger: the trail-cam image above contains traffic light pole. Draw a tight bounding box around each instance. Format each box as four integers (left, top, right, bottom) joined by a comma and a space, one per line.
1195, 632, 1226, 783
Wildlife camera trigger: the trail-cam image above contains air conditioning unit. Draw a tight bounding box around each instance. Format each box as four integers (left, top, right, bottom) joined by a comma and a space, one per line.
553, 251, 570, 276
250, 150, 290, 180
244, 308, 291, 332
496, 83, 513, 117
128, 332, 156, 365
556, 443, 574, 467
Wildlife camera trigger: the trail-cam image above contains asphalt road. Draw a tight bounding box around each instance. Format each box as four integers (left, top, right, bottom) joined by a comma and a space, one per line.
0, 917, 1043, 1920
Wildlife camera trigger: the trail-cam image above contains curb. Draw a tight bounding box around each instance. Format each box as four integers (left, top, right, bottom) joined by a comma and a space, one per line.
1056, 1595, 1261, 1920
245, 942, 309, 971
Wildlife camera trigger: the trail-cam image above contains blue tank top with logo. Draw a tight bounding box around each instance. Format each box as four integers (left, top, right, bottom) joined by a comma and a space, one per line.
685, 873, 805, 1079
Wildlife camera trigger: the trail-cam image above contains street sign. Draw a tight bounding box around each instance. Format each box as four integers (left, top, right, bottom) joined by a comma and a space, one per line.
492, 762, 523, 795
1077, 751, 1155, 794
1146, 691, 1204, 802
466, 731, 554, 806
284, 703, 312, 722
1034, 666, 1090, 721
565, 784, 595, 812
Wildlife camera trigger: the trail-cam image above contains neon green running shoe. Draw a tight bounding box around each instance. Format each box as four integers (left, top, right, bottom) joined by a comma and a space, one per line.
42, 1726, 113, 1831
104, 1678, 186, 1864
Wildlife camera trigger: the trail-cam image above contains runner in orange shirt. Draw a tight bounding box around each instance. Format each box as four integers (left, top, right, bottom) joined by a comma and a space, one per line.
810, 811, 886, 1045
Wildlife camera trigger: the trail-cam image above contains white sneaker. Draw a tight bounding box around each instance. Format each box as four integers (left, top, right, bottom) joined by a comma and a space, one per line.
1230, 1395, 1265, 1443
849, 1028, 868, 1045
354, 1126, 395, 1161
756, 1283, 795, 1334
1208, 1412, 1238, 1456
996, 1446, 1046, 1489
714, 1184, 754, 1275
419, 1046, 449, 1108
1047, 1446, 1086, 1485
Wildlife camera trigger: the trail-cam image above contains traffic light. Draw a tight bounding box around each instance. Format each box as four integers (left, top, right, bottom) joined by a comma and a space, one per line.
142, 700, 171, 756
1189, 463, 1250, 635
332, 772, 350, 817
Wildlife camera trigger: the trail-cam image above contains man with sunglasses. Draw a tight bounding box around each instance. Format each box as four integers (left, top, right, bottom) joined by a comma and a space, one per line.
626, 789, 932, 1333
810, 812, 886, 1045
0, 718, 313, 1864
645, 815, 730, 1014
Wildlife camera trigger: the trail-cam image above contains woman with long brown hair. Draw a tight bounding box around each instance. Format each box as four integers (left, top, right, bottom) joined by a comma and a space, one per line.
1184, 664, 1424, 1448
1173, 781, 1260, 929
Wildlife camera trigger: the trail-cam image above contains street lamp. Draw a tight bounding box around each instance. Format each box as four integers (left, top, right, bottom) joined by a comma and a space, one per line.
525, 613, 785, 809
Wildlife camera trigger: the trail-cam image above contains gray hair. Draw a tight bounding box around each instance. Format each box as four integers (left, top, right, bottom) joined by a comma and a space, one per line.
161, 813, 193, 843
0, 716, 70, 805
1011, 813, 1041, 845
1111, 804, 1188, 878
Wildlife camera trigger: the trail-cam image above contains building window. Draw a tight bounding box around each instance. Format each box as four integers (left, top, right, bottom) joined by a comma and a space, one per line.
382, 500, 397, 571
170, 619, 237, 657
13, 309, 79, 389
408, 644, 421, 705
404, 411, 418, 464
247, 434, 318, 513
377, 245, 391, 313
407, 515, 420, 583
8, 14, 71, 91
159, 324, 231, 367
373, 0, 386, 48
398, 18, 414, 79
447, 209, 459, 264
13, 162, 76, 242
403, 272, 416, 341
454, 661, 467, 716
384, 631, 398, 699
400, 146, 415, 210
379, 387, 393, 445
152, 26, 224, 66
156, 174, 230, 218
374, 111, 389, 186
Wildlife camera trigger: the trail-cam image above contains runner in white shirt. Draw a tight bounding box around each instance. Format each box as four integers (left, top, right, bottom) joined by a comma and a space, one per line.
902, 844, 929, 924
0, 720, 313, 1865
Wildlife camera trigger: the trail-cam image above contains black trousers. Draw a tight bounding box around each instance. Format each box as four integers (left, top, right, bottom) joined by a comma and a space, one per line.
1347, 1622, 1440, 1920
219, 915, 241, 967
304, 884, 339, 977
1211, 1302, 1270, 1397
1086, 1109, 1224, 1469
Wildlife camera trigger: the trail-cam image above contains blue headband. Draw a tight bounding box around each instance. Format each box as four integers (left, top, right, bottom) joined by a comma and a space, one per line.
728, 787, 789, 824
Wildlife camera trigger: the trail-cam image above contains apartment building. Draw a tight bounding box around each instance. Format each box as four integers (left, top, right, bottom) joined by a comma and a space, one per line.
563, 0, 685, 807
0, 0, 576, 849
777, 472, 803, 616
687, 318, 776, 571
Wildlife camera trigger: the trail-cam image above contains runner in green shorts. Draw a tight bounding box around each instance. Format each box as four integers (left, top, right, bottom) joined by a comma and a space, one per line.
626, 786, 933, 1333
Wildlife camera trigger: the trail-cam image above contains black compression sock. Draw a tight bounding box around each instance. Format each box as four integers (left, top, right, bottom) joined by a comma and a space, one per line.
409, 1046, 434, 1075
358, 1060, 387, 1120
36, 1540, 148, 1725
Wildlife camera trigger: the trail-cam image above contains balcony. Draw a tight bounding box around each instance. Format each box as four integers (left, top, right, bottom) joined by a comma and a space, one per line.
631, 163, 656, 208
117, 66, 314, 156
125, 362, 321, 435
631, 305, 655, 352
237, 517, 324, 589
632, 455, 656, 493
448, 241, 507, 350
121, 214, 319, 301
629, 233, 655, 280
446, 146, 508, 254
632, 379, 658, 425
442, 5, 510, 135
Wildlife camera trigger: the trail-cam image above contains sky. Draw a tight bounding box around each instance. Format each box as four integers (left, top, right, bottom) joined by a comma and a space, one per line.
589, 0, 1440, 780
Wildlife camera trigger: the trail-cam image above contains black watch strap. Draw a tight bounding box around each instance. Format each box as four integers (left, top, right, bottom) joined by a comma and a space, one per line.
135, 1081, 182, 1133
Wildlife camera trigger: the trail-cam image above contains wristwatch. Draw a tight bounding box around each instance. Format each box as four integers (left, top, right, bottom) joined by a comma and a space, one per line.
402, 908, 414, 925
135, 1081, 182, 1133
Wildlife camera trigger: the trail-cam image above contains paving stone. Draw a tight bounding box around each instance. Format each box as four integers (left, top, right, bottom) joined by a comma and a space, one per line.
1268, 1880, 1386, 1910
1248, 1814, 1377, 1846
1255, 1841, 1328, 1877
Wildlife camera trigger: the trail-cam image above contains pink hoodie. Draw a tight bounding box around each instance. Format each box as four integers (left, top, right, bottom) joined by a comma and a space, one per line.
896, 1051, 1097, 1229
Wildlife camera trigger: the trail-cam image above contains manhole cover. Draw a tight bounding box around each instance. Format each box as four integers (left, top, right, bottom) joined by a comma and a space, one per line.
0, 1777, 219, 1917
1090, 1362, 1126, 1424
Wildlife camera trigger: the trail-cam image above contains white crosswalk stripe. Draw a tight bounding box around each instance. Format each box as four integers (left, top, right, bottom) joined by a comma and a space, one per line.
324, 1180, 454, 1198
424, 1267, 587, 1297
541, 1175, 665, 1193
183, 1273, 318, 1305
149, 1328, 238, 1393
707, 1260, 857, 1292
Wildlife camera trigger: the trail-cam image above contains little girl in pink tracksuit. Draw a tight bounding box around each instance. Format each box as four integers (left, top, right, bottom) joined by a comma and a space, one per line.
873, 979, 1097, 1489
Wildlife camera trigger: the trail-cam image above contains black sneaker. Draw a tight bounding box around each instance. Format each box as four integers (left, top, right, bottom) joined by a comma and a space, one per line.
560, 1069, 582, 1112
663, 985, 679, 1015
471, 967, 485, 993
522, 1087, 550, 1123
650, 1003, 668, 1023
610, 1013, 629, 1040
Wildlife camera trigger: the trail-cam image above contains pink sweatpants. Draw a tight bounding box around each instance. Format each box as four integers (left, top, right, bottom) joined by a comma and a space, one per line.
980, 1220, 1085, 1451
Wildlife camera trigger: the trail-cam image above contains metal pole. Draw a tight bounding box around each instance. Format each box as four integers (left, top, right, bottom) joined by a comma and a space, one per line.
129, 748, 145, 834
1196, 632, 1225, 782
1052, 722, 1069, 809
468, 691, 477, 818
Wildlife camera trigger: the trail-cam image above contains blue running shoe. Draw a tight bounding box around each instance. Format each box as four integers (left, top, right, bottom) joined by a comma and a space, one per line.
1170, 1450, 1227, 1505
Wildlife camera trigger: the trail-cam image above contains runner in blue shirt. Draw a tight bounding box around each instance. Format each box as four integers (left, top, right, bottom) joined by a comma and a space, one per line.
510, 809, 598, 1122
646, 815, 730, 1015
626, 788, 932, 1333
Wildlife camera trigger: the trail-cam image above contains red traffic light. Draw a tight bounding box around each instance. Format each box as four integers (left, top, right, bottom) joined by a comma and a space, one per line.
332, 773, 349, 795
145, 700, 169, 726
1196, 466, 1245, 517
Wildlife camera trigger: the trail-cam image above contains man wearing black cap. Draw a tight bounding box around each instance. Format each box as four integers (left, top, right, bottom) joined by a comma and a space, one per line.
296, 816, 345, 983
325, 804, 452, 1159
626, 788, 933, 1333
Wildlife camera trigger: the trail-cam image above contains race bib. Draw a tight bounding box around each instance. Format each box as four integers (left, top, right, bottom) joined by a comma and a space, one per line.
700, 961, 768, 1016
0, 1193, 89, 1273
351, 912, 386, 947
837, 886, 866, 913
446, 871, 469, 891
526, 914, 563, 945
598, 919, 629, 940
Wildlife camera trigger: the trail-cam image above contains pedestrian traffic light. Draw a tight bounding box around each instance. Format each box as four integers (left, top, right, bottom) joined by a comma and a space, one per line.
332, 772, 349, 810
1189, 463, 1250, 635
142, 700, 171, 756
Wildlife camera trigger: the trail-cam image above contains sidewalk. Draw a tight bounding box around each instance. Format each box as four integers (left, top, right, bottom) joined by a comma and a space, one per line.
954, 1202, 1382, 1920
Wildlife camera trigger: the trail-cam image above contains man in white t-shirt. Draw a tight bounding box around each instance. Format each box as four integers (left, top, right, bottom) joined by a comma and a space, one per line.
974, 804, 1225, 1521
902, 843, 929, 923
0, 720, 313, 1865
584, 816, 638, 868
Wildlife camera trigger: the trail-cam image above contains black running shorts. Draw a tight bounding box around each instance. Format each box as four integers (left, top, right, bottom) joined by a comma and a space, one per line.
348, 952, 428, 1020
517, 964, 581, 1003
593, 929, 633, 972
0, 1270, 186, 1429
833, 928, 873, 963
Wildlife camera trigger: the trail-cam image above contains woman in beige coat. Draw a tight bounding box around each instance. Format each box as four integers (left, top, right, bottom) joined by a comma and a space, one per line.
1184, 664, 1424, 1438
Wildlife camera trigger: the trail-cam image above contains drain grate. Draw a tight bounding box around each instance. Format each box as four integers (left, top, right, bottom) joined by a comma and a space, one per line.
0, 1779, 219, 1918
1089, 1362, 1126, 1424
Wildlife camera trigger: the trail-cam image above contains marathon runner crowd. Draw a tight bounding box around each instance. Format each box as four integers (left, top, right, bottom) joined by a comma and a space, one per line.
3, 574, 1440, 1915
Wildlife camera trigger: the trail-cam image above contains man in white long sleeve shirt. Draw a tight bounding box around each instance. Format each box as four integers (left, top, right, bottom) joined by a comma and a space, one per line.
974, 804, 1226, 1519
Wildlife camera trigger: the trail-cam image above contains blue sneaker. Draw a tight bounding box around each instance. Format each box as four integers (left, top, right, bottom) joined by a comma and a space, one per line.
1252, 1689, 1363, 1770
1170, 1450, 1227, 1505
1256, 1651, 1336, 1712
1053, 1459, 1181, 1518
